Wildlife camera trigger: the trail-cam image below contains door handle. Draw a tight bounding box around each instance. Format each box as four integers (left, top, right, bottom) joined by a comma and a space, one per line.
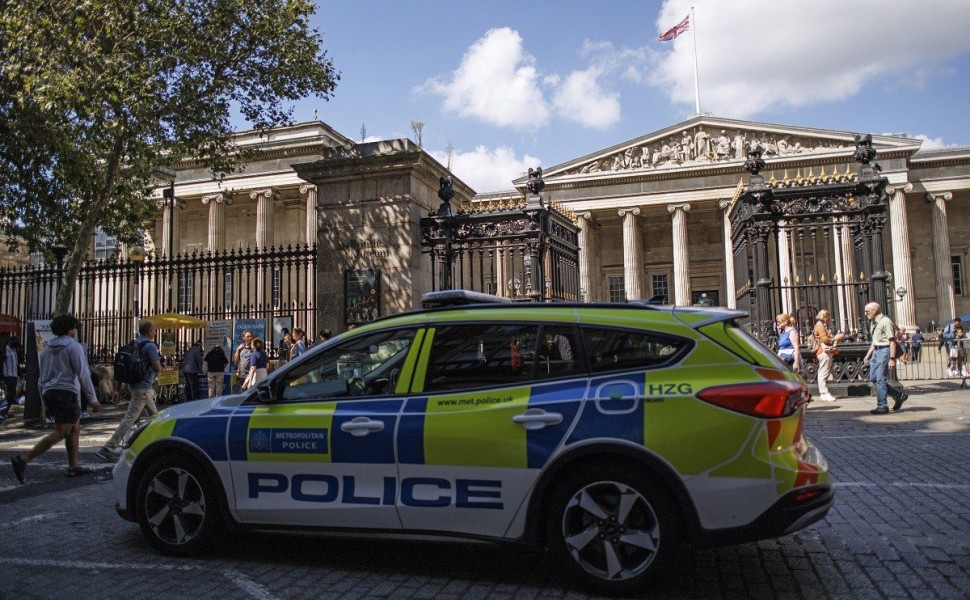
340, 417, 385, 437
512, 408, 563, 430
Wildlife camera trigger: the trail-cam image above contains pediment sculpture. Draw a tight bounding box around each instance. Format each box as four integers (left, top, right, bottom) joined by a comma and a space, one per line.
568, 126, 855, 176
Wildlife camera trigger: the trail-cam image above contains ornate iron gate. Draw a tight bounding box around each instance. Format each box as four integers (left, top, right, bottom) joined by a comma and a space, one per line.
0, 244, 317, 362
421, 170, 580, 301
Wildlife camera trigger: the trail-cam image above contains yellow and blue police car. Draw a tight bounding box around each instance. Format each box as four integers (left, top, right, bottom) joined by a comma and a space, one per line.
112, 291, 831, 595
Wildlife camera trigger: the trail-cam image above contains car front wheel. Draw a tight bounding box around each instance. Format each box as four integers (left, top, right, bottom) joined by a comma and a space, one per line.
136, 456, 220, 555
548, 464, 682, 596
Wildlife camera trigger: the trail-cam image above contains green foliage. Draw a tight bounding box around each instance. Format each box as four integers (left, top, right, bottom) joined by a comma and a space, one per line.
0, 0, 338, 290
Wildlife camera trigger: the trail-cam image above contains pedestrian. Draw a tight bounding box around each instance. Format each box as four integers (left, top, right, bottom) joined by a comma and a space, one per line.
895, 329, 910, 363
910, 328, 923, 362
290, 328, 307, 360
242, 338, 268, 390
279, 333, 293, 362
1, 336, 17, 421
863, 302, 908, 415
812, 310, 844, 402
233, 330, 254, 387
775, 313, 802, 372
96, 321, 161, 461
317, 329, 332, 344
180, 340, 204, 402
204, 344, 229, 397
10, 315, 101, 483
942, 317, 963, 354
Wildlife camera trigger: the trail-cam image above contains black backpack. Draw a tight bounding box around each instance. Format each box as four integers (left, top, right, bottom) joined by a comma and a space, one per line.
113, 340, 150, 384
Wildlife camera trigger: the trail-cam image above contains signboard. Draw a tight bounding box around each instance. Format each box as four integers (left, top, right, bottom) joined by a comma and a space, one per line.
23, 320, 54, 426
204, 319, 233, 361
345, 269, 381, 326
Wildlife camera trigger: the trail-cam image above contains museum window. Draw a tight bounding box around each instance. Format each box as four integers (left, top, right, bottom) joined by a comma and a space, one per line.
177, 274, 193, 312
94, 228, 118, 260
608, 275, 625, 303
272, 267, 282, 309
953, 256, 964, 296
651, 274, 669, 304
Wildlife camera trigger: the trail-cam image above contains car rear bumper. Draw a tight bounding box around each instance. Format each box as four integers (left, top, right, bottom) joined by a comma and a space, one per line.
695, 484, 834, 548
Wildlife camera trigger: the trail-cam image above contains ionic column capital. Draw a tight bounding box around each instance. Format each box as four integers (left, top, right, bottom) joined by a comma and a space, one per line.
577, 211, 600, 227
250, 188, 276, 201
201, 193, 232, 206
667, 202, 692, 214
717, 198, 733, 211
924, 191, 953, 203
617, 207, 641, 218
885, 182, 913, 196
299, 183, 317, 197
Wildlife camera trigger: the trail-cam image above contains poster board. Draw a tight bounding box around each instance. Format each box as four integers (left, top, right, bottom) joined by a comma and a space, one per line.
345, 269, 381, 326
271, 316, 293, 350
204, 319, 233, 361
23, 320, 54, 426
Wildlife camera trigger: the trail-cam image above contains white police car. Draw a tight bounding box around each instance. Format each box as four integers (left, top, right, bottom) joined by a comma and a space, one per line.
113, 292, 831, 594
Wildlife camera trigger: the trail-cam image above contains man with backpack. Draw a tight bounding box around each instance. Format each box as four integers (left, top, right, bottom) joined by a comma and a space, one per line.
96, 321, 162, 462
10, 315, 100, 483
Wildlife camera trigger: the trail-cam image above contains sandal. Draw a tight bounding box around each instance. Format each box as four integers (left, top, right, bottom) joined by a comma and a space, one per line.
67, 465, 95, 477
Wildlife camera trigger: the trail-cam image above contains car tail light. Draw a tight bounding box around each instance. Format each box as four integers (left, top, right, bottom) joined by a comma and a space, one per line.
695, 381, 810, 418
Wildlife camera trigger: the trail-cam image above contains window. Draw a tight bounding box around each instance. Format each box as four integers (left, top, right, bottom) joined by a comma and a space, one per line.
281, 328, 417, 402
536, 325, 584, 380
651, 274, 669, 304
272, 267, 282, 309
953, 256, 964, 296
691, 290, 719, 306
177, 274, 193, 312
223, 272, 233, 309
94, 228, 118, 260
608, 275, 625, 303
582, 326, 689, 374
424, 323, 540, 392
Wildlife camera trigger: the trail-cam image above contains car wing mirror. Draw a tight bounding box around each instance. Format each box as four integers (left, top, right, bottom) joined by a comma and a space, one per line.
255, 379, 276, 403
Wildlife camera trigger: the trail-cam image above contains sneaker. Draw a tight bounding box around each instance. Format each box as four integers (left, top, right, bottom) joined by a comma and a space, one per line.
95, 447, 117, 463
80, 411, 90, 420
892, 393, 909, 412
819, 393, 836, 402
11, 455, 26, 484
870, 407, 890, 415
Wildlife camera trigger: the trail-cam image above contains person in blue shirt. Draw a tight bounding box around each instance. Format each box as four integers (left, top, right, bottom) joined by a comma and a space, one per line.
97, 321, 162, 462
243, 338, 268, 389
10, 315, 100, 483
775, 313, 802, 372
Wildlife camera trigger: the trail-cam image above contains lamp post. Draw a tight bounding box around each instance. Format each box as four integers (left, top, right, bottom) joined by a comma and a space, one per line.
128, 244, 147, 332
152, 167, 182, 311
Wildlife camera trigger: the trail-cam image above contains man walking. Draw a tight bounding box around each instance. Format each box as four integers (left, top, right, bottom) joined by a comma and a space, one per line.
290, 328, 307, 360
204, 344, 229, 397
10, 315, 100, 483
233, 330, 254, 388
96, 321, 161, 461
180, 340, 204, 402
1, 337, 18, 421
863, 302, 908, 415
910, 328, 923, 362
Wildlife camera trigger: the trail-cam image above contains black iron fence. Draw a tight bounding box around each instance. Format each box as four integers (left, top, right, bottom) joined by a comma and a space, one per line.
0, 244, 317, 363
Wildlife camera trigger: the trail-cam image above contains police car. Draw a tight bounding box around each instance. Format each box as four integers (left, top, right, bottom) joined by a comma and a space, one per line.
112, 291, 831, 595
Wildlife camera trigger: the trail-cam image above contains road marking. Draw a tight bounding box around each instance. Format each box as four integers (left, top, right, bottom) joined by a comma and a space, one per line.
836, 482, 970, 491
224, 568, 280, 600
0, 557, 202, 571
0, 512, 58, 529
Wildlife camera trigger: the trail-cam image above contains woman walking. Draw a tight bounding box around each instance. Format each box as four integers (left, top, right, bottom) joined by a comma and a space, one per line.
812, 310, 844, 402
776, 313, 802, 373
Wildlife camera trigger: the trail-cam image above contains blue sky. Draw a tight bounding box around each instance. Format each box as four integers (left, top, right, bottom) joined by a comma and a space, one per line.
250, 0, 970, 193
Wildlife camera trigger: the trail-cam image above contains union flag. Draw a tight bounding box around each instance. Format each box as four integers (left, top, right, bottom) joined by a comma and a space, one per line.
658, 15, 690, 42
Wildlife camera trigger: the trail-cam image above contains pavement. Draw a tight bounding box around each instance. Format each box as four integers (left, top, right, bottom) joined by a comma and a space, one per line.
0, 383, 968, 599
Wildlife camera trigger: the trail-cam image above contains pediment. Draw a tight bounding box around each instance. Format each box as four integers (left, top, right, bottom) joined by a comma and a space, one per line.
525, 116, 923, 184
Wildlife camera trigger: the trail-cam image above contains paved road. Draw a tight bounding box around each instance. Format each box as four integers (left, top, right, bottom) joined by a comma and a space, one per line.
1, 383, 968, 599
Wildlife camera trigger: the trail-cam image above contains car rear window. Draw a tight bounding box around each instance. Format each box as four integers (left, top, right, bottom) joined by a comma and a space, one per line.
701, 320, 788, 369
581, 326, 689, 374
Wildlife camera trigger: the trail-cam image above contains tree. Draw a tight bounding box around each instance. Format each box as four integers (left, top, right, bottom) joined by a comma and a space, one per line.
0, 0, 339, 315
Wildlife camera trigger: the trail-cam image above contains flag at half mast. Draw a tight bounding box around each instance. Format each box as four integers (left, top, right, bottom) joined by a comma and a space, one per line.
658, 14, 689, 41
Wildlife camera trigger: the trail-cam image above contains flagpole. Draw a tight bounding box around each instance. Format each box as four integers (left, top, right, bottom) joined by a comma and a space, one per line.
691, 6, 701, 115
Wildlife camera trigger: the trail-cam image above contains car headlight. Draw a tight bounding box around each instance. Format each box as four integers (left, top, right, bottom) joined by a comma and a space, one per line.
120, 419, 152, 449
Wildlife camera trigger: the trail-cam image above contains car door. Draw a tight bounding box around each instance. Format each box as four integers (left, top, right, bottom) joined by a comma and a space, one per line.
396, 322, 586, 538
227, 327, 422, 529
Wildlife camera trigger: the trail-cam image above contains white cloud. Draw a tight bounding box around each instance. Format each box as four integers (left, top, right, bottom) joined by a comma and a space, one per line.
419, 28, 549, 129
552, 66, 622, 129
651, 0, 970, 117
914, 134, 949, 150
430, 145, 541, 193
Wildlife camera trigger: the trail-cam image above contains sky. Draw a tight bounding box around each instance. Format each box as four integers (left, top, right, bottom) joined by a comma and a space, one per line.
246, 0, 970, 193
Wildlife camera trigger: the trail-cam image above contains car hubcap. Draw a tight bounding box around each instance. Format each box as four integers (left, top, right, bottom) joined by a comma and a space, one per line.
562, 481, 660, 581
144, 467, 206, 545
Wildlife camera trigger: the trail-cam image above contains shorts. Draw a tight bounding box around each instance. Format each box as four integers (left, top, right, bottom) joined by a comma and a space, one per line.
42, 389, 81, 425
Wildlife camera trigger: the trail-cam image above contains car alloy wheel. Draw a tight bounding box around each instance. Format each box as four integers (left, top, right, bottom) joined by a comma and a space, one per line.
143, 466, 207, 546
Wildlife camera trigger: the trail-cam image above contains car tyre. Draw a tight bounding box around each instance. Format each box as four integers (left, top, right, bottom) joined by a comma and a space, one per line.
136, 455, 221, 555
548, 464, 682, 596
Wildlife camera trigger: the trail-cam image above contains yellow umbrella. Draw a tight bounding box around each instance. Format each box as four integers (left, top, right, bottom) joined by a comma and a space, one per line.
143, 313, 207, 329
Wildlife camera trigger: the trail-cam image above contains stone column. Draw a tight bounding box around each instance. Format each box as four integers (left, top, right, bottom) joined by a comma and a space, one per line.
618, 207, 642, 301
776, 221, 793, 314
251, 188, 276, 250
495, 248, 506, 298
300, 184, 318, 247
201, 193, 231, 253
160, 204, 179, 258
718, 200, 736, 309
926, 191, 955, 322
886, 183, 916, 329
578, 212, 599, 302
667, 203, 692, 306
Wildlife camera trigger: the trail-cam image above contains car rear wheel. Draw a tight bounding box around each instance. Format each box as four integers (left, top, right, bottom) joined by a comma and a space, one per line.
136, 456, 220, 555
548, 464, 682, 596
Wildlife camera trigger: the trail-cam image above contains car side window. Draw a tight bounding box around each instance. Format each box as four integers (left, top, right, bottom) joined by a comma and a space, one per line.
536, 325, 585, 380
280, 328, 416, 402
582, 326, 688, 373
424, 323, 540, 392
